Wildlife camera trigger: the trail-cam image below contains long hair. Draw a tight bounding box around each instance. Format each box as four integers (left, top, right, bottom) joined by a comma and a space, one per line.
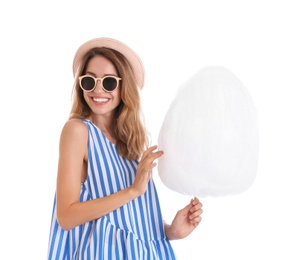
70, 47, 149, 160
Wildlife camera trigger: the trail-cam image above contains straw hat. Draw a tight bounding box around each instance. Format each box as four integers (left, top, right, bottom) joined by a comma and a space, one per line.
72, 37, 145, 89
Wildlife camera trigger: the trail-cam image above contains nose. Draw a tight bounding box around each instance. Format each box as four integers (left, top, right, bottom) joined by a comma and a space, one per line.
93, 79, 103, 93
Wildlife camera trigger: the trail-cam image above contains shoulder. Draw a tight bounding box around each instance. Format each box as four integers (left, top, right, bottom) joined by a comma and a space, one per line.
63, 118, 87, 133
60, 119, 88, 144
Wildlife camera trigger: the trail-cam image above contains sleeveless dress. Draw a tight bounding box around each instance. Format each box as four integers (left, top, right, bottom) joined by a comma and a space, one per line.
47, 119, 176, 260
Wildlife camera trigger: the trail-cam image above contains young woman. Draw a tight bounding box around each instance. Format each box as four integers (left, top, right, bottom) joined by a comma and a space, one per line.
47, 37, 203, 259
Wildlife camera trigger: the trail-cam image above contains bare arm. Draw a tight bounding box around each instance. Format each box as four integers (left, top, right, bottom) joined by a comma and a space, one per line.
56, 120, 162, 230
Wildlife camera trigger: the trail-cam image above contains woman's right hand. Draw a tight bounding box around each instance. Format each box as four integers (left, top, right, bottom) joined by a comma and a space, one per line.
131, 145, 163, 196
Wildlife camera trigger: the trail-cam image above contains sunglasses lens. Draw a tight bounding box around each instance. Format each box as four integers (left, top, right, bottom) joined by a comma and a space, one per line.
103, 77, 118, 91
80, 76, 95, 91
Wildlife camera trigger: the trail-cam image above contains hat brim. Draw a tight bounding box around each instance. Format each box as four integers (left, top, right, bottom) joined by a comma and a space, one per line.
73, 37, 145, 89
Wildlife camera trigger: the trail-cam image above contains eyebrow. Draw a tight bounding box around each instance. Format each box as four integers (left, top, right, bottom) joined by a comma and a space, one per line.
85, 71, 118, 77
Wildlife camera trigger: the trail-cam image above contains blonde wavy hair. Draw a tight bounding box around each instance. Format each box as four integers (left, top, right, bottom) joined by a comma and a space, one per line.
69, 47, 149, 160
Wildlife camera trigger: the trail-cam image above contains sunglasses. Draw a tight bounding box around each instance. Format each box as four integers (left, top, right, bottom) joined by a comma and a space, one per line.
79, 75, 122, 92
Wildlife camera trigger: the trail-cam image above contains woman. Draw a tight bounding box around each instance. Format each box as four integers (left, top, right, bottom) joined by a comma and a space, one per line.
47, 37, 203, 259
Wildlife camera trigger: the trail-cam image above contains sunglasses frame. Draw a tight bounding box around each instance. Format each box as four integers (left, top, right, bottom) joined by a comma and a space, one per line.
79, 75, 122, 93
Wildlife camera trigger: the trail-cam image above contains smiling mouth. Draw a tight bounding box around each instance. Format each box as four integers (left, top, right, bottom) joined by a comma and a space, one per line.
93, 97, 109, 103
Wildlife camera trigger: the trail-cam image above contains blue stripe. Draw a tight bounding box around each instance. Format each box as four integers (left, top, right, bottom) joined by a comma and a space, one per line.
87, 128, 101, 198
110, 142, 126, 189
90, 127, 107, 197
95, 128, 115, 194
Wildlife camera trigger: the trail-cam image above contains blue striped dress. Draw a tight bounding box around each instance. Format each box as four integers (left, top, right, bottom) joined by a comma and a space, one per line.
47, 119, 176, 259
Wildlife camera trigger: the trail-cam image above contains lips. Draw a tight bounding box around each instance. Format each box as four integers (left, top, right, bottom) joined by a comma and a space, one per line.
92, 97, 109, 103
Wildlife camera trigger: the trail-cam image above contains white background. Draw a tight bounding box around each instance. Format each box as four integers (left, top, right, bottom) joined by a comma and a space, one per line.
1, 0, 289, 259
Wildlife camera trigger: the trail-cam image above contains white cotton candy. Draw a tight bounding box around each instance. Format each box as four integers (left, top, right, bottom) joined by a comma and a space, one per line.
158, 66, 259, 197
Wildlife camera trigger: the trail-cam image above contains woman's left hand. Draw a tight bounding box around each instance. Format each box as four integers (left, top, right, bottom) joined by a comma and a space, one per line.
165, 197, 203, 240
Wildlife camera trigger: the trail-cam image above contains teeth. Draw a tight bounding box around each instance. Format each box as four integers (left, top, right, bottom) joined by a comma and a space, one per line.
93, 98, 109, 103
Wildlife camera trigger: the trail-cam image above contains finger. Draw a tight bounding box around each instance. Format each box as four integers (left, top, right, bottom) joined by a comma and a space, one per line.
189, 208, 203, 220
179, 202, 193, 215
141, 145, 158, 160
189, 211, 202, 221
148, 153, 163, 170
190, 216, 202, 226
189, 203, 203, 213
147, 145, 158, 152
190, 201, 203, 212
149, 150, 164, 162
190, 198, 203, 210
143, 150, 164, 166
191, 197, 200, 205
